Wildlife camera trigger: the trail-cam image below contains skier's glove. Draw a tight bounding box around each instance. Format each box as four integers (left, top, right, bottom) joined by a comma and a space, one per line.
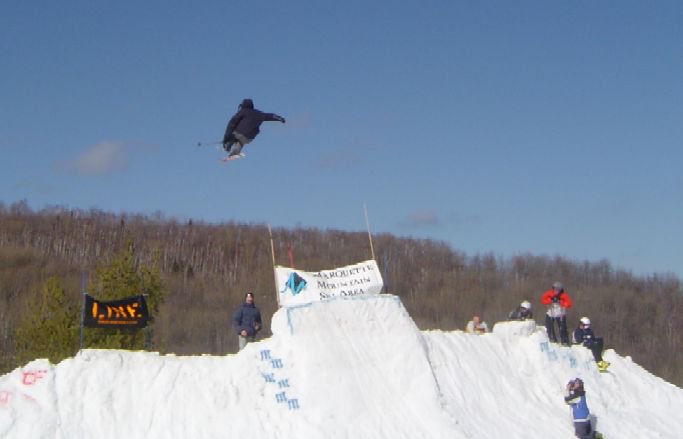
275, 115, 286, 123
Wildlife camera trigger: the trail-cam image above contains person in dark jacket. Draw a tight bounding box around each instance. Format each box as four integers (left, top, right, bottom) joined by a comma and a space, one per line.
540, 281, 573, 344
508, 300, 533, 321
564, 378, 601, 439
232, 292, 262, 351
222, 98, 285, 157
573, 317, 610, 372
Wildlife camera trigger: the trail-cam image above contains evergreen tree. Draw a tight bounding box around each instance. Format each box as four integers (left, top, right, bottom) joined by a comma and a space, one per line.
84, 239, 165, 350
14, 276, 80, 366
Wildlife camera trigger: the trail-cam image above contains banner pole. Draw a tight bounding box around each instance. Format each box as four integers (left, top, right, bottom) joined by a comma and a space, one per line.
268, 224, 281, 307
79, 272, 86, 351
364, 203, 376, 261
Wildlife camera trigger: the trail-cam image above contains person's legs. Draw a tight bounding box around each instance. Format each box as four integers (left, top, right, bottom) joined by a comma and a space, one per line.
545, 315, 557, 342
238, 335, 256, 351
228, 141, 244, 156
223, 131, 236, 151
590, 338, 604, 362
559, 316, 569, 345
592, 338, 610, 370
229, 132, 252, 156
574, 421, 594, 439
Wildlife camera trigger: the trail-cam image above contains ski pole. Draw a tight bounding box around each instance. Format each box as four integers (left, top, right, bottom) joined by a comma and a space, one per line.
197, 141, 223, 147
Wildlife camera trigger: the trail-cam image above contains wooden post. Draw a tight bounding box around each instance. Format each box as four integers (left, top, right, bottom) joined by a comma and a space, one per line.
79, 272, 86, 351
364, 203, 376, 261
268, 224, 281, 307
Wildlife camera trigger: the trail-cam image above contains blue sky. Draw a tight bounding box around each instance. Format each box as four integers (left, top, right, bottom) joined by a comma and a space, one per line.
2, 1, 682, 278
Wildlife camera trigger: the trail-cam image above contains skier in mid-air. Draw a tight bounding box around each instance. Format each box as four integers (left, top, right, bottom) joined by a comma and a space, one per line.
222, 98, 285, 158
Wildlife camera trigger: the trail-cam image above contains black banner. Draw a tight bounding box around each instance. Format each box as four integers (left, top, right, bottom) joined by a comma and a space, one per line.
83, 294, 149, 328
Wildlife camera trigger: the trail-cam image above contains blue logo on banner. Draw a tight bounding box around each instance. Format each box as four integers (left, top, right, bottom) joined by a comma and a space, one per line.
280, 272, 307, 296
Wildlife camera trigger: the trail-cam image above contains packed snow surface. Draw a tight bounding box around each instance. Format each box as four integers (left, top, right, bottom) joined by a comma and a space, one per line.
2, 294, 682, 438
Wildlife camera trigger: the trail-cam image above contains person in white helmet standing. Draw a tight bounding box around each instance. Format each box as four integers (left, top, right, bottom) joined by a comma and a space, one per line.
508, 300, 534, 320
573, 316, 610, 372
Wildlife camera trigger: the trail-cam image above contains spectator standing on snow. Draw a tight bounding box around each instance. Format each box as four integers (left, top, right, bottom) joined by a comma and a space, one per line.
508, 300, 534, 321
232, 292, 262, 351
573, 316, 610, 372
540, 281, 572, 344
465, 314, 488, 334
564, 378, 602, 439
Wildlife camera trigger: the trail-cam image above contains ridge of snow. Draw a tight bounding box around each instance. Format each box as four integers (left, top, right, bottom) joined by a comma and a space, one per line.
1, 294, 682, 438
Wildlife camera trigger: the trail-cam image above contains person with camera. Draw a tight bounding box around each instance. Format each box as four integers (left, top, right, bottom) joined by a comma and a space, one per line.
540, 281, 572, 344
573, 316, 610, 372
564, 378, 602, 438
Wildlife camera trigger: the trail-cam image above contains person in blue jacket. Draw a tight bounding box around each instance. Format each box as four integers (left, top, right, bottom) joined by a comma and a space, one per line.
564, 378, 600, 439
222, 98, 285, 158
232, 292, 262, 351
573, 317, 610, 372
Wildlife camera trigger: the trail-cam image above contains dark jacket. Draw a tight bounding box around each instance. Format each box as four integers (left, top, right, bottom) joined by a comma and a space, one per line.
232, 303, 262, 337
508, 307, 533, 321
224, 102, 283, 143
573, 326, 597, 347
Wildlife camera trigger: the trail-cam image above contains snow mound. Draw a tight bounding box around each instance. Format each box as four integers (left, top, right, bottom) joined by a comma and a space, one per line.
1, 294, 682, 438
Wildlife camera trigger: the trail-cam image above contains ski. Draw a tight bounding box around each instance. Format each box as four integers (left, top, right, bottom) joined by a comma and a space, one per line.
219, 153, 246, 163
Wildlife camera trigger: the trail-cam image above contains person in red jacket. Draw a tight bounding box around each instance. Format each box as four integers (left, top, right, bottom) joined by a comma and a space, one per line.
540, 281, 572, 345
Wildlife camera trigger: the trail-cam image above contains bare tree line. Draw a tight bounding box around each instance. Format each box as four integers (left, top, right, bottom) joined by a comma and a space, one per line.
0, 201, 681, 386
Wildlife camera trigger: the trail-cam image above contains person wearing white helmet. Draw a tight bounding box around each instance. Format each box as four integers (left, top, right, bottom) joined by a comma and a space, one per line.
508, 300, 534, 321
573, 316, 610, 372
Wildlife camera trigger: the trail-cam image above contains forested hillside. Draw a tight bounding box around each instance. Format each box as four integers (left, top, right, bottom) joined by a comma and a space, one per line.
1, 201, 681, 387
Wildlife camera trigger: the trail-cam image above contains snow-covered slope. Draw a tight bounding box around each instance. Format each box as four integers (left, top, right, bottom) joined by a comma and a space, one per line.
1, 294, 682, 438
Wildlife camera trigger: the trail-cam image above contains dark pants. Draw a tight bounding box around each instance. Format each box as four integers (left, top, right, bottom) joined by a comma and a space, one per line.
224, 131, 252, 156
546, 315, 569, 344
587, 338, 604, 362
574, 420, 595, 439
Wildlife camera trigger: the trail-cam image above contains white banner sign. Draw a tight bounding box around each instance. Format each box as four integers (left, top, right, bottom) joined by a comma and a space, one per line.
276, 260, 384, 307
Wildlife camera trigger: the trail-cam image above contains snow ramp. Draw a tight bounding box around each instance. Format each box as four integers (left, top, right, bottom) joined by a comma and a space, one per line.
2, 294, 683, 438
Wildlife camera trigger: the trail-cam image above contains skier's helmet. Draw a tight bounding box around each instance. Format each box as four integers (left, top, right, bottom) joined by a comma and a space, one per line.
520, 300, 531, 310
239, 98, 254, 109
552, 281, 564, 291
580, 316, 591, 326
